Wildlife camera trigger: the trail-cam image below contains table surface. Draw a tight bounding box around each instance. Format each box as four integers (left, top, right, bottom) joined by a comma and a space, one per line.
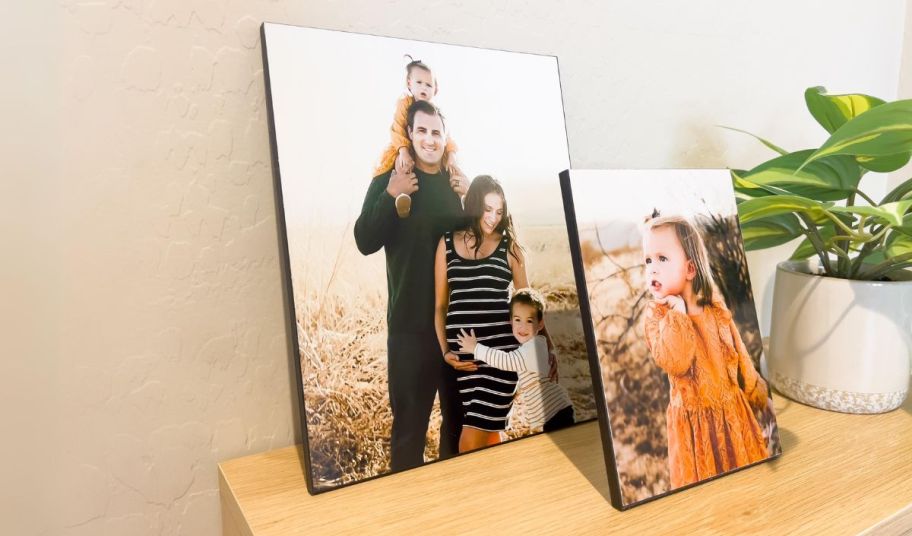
219, 391, 912, 535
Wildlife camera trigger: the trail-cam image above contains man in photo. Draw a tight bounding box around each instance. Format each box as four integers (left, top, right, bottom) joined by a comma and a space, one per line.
354, 100, 468, 471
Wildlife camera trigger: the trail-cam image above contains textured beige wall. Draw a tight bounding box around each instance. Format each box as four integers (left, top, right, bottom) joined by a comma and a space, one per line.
888, 1, 912, 193
2, 1, 907, 534
901, 1, 912, 99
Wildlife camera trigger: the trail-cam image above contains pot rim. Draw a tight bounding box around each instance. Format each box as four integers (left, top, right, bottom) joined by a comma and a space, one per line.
776, 259, 912, 285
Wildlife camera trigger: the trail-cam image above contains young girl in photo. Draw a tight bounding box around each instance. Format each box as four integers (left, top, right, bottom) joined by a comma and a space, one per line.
456, 288, 574, 433
641, 213, 770, 489
373, 55, 463, 179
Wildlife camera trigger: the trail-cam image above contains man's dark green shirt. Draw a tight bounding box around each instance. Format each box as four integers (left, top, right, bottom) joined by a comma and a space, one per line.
354, 168, 465, 334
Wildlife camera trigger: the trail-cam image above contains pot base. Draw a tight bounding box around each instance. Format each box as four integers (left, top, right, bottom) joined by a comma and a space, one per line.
768, 260, 912, 415
772, 372, 907, 414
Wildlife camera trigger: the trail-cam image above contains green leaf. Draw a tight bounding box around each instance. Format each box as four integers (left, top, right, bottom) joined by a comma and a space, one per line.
860, 251, 886, 265
886, 232, 912, 257
732, 169, 798, 197
740, 150, 861, 201
731, 169, 767, 201
789, 237, 816, 260
830, 199, 912, 227
740, 213, 804, 250
802, 99, 912, 167
804, 86, 885, 134
881, 177, 912, 204
894, 214, 912, 237
734, 188, 760, 203
855, 152, 912, 173
719, 126, 788, 155
802, 88, 910, 173
734, 189, 768, 204
737, 195, 830, 224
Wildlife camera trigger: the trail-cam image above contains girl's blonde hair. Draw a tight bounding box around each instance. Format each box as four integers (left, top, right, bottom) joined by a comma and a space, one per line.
644, 212, 716, 306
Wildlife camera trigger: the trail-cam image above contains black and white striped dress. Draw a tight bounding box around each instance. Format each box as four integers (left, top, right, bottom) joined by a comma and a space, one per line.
444, 231, 519, 432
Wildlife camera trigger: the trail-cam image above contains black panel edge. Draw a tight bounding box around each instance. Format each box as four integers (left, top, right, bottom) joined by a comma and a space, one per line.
559, 170, 627, 511
260, 22, 317, 495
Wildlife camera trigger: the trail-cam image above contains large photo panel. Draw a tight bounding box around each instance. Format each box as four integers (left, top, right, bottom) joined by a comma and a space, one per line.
262, 23, 595, 492
561, 169, 781, 509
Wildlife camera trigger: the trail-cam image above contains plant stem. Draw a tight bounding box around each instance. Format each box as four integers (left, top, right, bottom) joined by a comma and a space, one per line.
797, 213, 833, 275
829, 244, 851, 261
849, 227, 891, 278
827, 235, 856, 244
869, 225, 890, 243
823, 211, 864, 238
853, 189, 878, 206
838, 193, 858, 275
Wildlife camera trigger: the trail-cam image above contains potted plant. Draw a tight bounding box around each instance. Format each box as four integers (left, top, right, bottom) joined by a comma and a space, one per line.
729, 86, 912, 413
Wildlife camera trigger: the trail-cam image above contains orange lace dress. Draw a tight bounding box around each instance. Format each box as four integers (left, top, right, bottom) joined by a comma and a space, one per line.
373, 94, 458, 177
644, 300, 769, 488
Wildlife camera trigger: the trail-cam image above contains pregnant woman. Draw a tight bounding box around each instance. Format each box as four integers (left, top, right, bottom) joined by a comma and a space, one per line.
434, 175, 540, 453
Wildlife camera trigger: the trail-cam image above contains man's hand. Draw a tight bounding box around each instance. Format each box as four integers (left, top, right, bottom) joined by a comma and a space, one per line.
386, 168, 418, 199
449, 172, 469, 197
444, 351, 478, 371
456, 329, 478, 354
655, 294, 687, 314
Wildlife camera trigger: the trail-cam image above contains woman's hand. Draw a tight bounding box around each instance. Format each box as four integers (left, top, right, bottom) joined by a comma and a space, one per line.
444, 351, 478, 371
456, 329, 477, 354
655, 294, 687, 314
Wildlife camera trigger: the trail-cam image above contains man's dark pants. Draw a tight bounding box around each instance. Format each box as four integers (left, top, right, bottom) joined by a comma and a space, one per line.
387, 331, 462, 472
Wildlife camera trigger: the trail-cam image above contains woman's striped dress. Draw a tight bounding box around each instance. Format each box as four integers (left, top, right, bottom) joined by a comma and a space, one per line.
444, 231, 519, 432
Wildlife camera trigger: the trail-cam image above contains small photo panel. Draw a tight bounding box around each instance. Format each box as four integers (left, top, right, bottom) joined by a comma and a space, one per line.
560, 169, 781, 510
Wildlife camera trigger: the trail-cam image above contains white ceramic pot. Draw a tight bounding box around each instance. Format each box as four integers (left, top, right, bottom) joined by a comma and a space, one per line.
768, 260, 912, 414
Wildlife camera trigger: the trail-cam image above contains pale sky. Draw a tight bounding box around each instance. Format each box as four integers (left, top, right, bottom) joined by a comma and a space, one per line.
263, 24, 571, 231
569, 169, 736, 224
567, 169, 738, 249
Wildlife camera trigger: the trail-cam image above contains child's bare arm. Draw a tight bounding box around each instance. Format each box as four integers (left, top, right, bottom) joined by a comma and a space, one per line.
395, 147, 414, 174
456, 329, 478, 354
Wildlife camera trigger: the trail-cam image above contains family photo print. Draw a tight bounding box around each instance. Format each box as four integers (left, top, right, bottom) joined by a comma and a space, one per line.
261, 23, 596, 492
560, 169, 781, 510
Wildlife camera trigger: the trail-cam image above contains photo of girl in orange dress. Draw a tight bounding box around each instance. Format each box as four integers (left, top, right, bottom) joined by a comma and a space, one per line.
560, 169, 780, 510
642, 213, 771, 488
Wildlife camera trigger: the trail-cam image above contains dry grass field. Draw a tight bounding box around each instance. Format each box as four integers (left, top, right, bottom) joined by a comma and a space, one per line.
289, 224, 596, 489
578, 214, 780, 504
